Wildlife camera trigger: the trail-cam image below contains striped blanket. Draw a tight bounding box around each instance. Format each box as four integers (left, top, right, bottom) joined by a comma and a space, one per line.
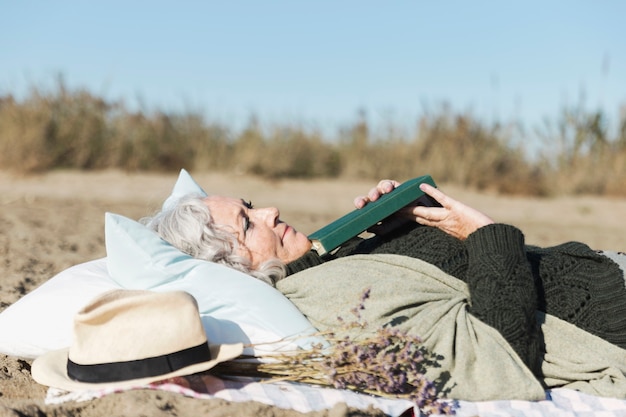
44, 375, 626, 417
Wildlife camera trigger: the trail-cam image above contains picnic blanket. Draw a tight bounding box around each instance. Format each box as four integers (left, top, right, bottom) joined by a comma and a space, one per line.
44, 376, 626, 417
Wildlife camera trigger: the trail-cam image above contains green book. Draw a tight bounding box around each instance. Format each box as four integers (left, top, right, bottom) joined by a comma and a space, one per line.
308, 175, 440, 256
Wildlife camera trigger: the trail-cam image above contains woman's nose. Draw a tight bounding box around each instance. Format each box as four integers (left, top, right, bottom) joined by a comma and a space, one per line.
256, 207, 280, 225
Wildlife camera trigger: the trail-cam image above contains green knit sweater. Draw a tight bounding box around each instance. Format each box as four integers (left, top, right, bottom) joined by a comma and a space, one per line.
286, 223, 626, 376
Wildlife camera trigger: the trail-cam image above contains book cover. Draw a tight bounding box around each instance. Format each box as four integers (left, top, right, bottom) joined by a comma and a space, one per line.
308, 175, 439, 256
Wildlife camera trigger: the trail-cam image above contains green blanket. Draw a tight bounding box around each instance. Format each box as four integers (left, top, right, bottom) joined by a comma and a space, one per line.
276, 254, 626, 401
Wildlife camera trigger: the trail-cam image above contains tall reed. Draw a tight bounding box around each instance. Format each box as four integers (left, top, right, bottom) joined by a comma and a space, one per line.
1, 80, 625, 196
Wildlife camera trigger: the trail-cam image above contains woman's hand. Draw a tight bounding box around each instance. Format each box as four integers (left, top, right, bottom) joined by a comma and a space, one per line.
353, 179, 401, 209
398, 183, 495, 240
354, 179, 494, 240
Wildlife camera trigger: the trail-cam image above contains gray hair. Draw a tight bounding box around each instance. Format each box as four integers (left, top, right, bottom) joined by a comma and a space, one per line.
141, 194, 286, 286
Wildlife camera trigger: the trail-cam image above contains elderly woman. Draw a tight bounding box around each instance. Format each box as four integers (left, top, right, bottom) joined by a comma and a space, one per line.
143, 179, 626, 396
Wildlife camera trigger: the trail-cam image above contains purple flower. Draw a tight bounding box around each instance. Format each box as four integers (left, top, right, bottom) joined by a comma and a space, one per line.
248, 287, 455, 416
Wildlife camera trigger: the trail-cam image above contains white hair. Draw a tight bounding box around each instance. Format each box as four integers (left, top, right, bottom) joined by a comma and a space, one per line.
141, 194, 286, 286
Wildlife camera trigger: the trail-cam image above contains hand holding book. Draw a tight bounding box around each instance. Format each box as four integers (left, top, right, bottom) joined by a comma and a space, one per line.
405, 182, 495, 240
308, 175, 442, 256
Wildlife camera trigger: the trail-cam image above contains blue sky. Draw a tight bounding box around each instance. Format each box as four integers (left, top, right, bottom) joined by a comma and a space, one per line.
2, 1, 625, 142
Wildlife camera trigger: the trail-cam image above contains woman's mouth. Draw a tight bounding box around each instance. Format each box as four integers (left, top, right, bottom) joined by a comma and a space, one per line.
282, 225, 291, 240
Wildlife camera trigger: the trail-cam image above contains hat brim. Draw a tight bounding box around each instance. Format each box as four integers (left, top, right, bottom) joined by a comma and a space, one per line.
32, 343, 243, 392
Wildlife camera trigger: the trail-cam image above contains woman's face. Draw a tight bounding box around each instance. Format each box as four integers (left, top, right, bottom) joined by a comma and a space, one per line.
202, 195, 312, 268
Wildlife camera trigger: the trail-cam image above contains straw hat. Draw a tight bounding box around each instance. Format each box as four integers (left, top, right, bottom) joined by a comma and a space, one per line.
32, 289, 243, 391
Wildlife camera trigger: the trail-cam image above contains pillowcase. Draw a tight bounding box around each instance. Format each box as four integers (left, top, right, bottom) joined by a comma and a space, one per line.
0, 169, 322, 359
105, 212, 322, 355
161, 168, 207, 211
0, 258, 119, 358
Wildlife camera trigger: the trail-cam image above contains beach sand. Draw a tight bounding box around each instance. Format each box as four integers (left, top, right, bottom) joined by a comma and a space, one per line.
1, 170, 625, 416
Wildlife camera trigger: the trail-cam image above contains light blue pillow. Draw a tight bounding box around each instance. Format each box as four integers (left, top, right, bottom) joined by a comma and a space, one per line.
105, 212, 323, 356
161, 168, 207, 212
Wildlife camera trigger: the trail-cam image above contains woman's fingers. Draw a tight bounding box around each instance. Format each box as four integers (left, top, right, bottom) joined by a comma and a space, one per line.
377, 179, 400, 194
410, 184, 495, 239
368, 179, 400, 201
353, 195, 369, 209
419, 183, 450, 207
354, 179, 401, 209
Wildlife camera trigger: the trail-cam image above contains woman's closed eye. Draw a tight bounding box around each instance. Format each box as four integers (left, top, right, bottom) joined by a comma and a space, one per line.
243, 215, 251, 235
242, 200, 254, 236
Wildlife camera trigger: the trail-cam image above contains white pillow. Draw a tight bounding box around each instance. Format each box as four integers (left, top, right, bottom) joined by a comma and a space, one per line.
0, 169, 322, 359
0, 258, 119, 358
105, 212, 322, 355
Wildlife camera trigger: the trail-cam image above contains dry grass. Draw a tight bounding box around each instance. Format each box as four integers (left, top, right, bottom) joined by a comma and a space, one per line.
1, 79, 625, 196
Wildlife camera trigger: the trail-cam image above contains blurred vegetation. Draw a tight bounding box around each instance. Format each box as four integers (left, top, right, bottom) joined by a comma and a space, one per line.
1, 79, 625, 196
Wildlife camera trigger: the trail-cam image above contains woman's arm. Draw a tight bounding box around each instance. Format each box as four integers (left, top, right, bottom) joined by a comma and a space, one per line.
463, 224, 542, 376
356, 180, 542, 375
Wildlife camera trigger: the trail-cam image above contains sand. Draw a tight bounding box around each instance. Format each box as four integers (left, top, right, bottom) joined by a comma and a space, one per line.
0, 169, 625, 416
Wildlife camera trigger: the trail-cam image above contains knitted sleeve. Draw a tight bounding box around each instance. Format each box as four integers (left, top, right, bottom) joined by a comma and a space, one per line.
526, 242, 626, 348
463, 224, 542, 376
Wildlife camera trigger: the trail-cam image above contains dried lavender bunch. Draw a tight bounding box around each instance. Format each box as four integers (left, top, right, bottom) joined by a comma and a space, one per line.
218, 288, 455, 416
